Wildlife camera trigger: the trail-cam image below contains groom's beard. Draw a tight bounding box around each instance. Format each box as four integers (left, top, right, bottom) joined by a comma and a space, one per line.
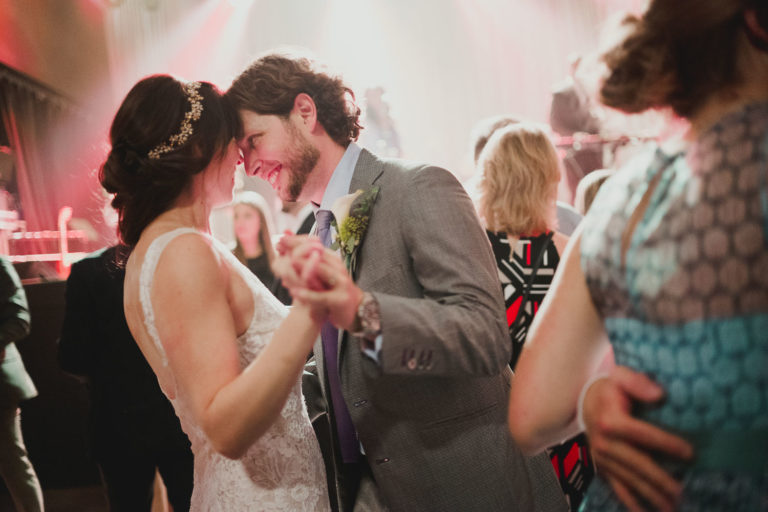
284, 124, 320, 202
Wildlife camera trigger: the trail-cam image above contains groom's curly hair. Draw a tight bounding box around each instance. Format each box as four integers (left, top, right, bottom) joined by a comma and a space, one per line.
226, 51, 362, 147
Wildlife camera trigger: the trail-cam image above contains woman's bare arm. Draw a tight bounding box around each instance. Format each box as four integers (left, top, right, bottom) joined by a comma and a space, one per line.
151, 234, 319, 459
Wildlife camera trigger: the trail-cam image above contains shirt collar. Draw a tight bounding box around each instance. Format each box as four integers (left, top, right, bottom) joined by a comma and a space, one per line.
316, 142, 362, 212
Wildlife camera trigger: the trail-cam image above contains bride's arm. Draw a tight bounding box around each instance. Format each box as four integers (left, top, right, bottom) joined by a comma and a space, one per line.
152, 234, 319, 459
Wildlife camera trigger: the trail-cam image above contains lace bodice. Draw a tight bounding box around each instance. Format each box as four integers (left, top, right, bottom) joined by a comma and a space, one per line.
139, 228, 329, 511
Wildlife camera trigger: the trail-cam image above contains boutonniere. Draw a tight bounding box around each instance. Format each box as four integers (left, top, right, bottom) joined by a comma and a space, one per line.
330, 186, 380, 273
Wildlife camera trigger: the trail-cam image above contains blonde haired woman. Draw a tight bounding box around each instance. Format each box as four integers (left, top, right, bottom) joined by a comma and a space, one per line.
478, 122, 592, 510
231, 191, 290, 304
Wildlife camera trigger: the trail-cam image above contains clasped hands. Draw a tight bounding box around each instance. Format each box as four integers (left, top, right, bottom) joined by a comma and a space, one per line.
272, 233, 363, 330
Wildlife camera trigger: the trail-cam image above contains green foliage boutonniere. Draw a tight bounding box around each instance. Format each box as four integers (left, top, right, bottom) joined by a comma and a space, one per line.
330, 186, 380, 273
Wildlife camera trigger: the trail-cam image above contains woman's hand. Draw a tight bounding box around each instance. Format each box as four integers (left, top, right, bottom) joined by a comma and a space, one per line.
291, 251, 363, 331
582, 366, 694, 512
273, 234, 328, 293
273, 234, 363, 329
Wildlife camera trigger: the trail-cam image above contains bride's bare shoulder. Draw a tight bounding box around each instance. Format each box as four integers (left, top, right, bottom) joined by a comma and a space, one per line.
130, 227, 216, 272
124, 227, 223, 308
144, 232, 228, 306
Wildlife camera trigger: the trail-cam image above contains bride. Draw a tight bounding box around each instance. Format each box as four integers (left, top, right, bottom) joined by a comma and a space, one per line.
99, 75, 331, 511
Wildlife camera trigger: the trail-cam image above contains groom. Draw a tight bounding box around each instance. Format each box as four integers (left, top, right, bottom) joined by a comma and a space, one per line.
227, 52, 564, 512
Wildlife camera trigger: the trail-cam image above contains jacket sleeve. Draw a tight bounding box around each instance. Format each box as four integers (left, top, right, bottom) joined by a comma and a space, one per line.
0, 256, 31, 351
373, 166, 510, 377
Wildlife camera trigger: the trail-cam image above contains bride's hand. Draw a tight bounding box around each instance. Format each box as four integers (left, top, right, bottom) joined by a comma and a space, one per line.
291, 251, 363, 331
273, 235, 327, 292
273, 236, 334, 324
273, 236, 361, 328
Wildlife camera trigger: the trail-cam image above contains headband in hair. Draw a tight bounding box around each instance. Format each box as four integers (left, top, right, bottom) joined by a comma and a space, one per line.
148, 81, 204, 159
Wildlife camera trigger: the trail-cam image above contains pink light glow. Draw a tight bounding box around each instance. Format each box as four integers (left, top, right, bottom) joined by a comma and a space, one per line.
2, 0, 653, 254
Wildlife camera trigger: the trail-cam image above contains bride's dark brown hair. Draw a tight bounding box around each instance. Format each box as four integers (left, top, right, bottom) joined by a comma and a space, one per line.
99, 75, 239, 246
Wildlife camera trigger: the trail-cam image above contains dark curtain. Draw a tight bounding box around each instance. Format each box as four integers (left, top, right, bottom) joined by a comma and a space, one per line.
0, 63, 106, 257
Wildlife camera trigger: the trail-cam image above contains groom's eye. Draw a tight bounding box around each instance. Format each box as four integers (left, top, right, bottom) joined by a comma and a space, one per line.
249, 134, 262, 148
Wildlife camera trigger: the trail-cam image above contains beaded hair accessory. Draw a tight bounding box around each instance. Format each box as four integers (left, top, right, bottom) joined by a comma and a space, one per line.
147, 81, 204, 159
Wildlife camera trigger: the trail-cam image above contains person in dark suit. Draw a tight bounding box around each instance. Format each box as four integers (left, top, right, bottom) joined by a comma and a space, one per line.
58, 245, 193, 512
0, 255, 44, 512
275, 199, 315, 236
295, 208, 315, 235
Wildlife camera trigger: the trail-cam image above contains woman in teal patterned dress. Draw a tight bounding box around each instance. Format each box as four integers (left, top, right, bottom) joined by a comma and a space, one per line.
508, 1, 768, 511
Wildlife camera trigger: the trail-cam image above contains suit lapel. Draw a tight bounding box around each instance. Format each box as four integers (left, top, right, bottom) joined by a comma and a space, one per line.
349, 148, 385, 194
337, 148, 384, 367
346, 148, 384, 284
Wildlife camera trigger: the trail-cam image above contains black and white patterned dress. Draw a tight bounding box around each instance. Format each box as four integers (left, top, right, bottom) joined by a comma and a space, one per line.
488, 229, 594, 511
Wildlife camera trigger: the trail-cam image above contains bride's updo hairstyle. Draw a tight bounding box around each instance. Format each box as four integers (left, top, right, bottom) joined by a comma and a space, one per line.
100, 75, 239, 245
600, 0, 768, 119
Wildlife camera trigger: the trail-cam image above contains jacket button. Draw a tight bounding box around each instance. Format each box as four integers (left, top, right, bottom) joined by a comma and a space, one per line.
375, 457, 390, 464
353, 399, 368, 407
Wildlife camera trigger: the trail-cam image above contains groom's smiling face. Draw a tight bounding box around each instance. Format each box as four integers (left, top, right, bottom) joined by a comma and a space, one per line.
237, 110, 319, 202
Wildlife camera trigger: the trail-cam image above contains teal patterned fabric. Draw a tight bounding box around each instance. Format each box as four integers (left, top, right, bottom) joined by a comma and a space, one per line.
579, 102, 768, 511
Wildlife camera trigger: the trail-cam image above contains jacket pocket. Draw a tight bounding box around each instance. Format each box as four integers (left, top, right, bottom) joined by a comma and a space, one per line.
421, 402, 499, 430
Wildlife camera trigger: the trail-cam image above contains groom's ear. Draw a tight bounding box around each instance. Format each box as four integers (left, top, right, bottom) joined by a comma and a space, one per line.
293, 93, 318, 132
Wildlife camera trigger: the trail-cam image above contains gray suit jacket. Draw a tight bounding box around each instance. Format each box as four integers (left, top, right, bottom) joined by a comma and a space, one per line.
313, 149, 565, 511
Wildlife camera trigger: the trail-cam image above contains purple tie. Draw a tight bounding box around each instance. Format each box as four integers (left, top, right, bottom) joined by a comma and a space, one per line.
315, 210, 359, 463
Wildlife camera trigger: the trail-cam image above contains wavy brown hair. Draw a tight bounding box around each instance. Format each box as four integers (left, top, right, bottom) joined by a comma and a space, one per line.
600, 0, 767, 118
226, 51, 362, 147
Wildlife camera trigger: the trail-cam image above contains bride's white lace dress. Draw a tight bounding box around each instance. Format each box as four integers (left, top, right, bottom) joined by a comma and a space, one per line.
138, 228, 330, 511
